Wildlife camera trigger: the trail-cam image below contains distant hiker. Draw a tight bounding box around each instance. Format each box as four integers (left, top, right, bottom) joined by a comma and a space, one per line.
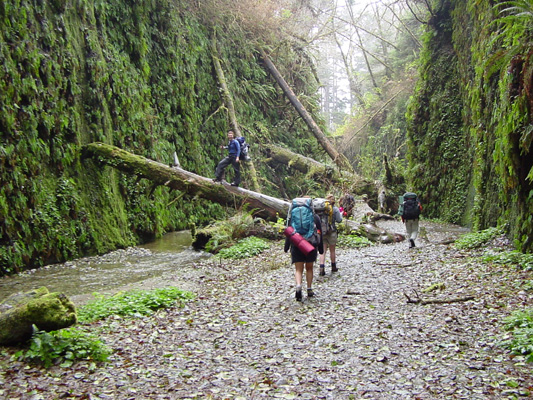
339, 192, 355, 218
284, 197, 324, 301
213, 130, 241, 187
378, 190, 386, 212
398, 192, 422, 248
316, 194, 343, 275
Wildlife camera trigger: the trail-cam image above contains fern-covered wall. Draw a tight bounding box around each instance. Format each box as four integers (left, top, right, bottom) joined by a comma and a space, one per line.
407, 0, 533, 251
0, 0, 323, 275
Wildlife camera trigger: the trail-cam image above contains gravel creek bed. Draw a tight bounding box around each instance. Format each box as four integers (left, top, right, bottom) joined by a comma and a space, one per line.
1, 220, 532, 399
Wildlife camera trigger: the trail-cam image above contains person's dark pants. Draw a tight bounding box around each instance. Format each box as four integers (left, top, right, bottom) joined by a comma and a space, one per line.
215, 155, 240, 185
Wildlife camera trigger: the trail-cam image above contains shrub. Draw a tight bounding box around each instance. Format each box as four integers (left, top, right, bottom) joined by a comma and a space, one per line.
217, 236, 270, 259
337, 234, 373, 248
77, 287, 194, 323
18, 326, 111, 368
501, 309, 533, 362
454, 227, 501, 250
483, 250, 533, 270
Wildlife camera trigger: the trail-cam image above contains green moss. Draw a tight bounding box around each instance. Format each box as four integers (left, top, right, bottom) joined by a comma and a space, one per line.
0, 0, 324, 274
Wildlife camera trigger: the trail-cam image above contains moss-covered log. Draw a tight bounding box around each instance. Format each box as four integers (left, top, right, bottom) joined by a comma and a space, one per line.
83, 142, 290, 221
0, 287, 77, 346
264, 144, 376, 196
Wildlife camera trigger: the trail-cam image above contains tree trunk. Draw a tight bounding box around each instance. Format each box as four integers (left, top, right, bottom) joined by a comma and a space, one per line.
82, 142, 289, 221
82, 143, 401, 243
0, 287, 77, 345
211, 32, 261, 192
260, 50, 354, 173
264, 144, 375, 195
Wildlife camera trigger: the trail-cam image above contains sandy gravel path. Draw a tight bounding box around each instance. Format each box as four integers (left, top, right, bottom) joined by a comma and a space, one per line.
1, 220, 532, 399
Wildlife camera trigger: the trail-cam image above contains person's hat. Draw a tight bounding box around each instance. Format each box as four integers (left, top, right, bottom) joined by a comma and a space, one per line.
326, 194, 335, 202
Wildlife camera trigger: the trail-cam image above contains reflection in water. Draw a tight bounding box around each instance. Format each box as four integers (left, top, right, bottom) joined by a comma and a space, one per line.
0, 231, 211, 303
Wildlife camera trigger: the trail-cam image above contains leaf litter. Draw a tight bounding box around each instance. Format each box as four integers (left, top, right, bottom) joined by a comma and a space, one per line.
1, 220, 532, 399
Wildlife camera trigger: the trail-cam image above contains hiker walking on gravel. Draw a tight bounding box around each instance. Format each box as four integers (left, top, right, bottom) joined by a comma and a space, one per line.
213, 130, 241, 187
317, 194, 343, 275
398, 192, 422, 248
284, 197, 324, 301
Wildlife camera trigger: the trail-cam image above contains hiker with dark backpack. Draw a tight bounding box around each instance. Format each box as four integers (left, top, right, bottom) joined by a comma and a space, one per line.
213, 130, 241, 187
315, 194, 343, 276
398, 192, 422, 248
284, 197, 324, 301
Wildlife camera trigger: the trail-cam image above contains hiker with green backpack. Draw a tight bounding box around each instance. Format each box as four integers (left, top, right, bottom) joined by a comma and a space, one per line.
284, 197, 324, 301
315, 194, 343, 276
398, 192, 422, 248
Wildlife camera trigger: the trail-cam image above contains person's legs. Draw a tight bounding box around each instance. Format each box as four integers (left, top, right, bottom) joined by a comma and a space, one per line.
294, 262, 304, 300
330, 244, 338, 272
215, 157, 232, 181
305, 262, 315, 297
231, 158, 241, 185
405, 219, 419, 247
319, 233, 330, 276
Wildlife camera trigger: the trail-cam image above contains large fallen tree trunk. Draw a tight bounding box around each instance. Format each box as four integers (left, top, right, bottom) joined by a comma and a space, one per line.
261, 51, 354, 173
82, 142, 289, 221
83, 143, 402, 243
264, 144, 375, 195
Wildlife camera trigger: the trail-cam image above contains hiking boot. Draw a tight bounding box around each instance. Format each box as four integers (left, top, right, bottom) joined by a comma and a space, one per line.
409, 239, 415, 248
331, 263, 338, 273
295, 288, 302, 301
307, 288, 315, 298
230, 182, 239, 187
212, 178, 221, 183
319, 266, 325, 276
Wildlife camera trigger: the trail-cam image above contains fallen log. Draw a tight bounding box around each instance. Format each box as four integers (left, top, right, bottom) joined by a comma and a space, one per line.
264, 144, 375, 195
83, 143, 402, 244
82, 142, 290, 221
403, 290, 475, 305
0, 287, 77, 346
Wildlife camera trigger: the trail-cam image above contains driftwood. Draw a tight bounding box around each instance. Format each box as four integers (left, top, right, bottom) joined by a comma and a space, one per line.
0, 287, 77, 345
261, 50, 353, 173
404, 290, 475, 305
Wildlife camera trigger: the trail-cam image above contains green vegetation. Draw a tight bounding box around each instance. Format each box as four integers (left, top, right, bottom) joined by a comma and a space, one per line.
217, 236, 270, 259
501, 309, 533, 362
483, 250, 533, 270
77, 287, 194, 323
454, 227, 501, 250
15, 326, 111, 368
203, 209, 258, 253
0, 0, 325, 276
337, 234, 373, 249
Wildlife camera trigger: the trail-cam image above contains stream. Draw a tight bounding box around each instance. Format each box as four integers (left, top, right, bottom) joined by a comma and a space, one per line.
0, 230, 212, 305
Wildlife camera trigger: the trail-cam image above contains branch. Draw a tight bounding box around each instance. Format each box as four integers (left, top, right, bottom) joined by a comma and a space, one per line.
404, 290, 475, 305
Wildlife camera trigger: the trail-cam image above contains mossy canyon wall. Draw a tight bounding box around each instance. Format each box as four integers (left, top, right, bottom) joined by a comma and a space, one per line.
407, 0, 532, 251
0, 0, 323, 274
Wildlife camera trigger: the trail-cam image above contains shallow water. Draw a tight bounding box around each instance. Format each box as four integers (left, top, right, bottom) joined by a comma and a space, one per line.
0, 231, 211, 304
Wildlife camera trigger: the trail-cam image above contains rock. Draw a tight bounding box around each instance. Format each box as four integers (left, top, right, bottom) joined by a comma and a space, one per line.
0, 287, 77, 346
